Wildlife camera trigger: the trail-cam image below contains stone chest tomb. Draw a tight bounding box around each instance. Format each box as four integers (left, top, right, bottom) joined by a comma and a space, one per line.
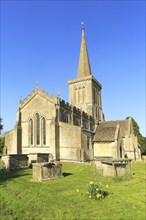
32, 162, 62, 181
94, 158, 132, 177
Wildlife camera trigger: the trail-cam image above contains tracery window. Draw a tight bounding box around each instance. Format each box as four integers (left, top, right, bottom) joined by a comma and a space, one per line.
29, 119, 33, 145
42, 117, 46, 145
35, 113, 40, 145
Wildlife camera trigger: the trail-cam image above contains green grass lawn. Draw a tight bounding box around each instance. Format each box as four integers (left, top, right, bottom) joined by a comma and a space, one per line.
0, 162, 145, 220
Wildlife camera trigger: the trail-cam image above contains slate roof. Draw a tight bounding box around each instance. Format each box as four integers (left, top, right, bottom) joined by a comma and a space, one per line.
98, 120, 129, 138
93, 119, 130, 143
93, 126, 117, 142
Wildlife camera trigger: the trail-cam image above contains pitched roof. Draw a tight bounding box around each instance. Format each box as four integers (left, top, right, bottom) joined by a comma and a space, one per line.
98, 120, 129, 137
93, 119, 131, 143
93, 126, 117, 142
19, 87, 57, 109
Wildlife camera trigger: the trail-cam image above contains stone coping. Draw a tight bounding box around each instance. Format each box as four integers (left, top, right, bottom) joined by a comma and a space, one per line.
94, 157, 132, 165
101, 158, 132, 162
2, 154, 28, 156
94, 157, 132, 161
33, 162, 62, 167
68, 75, 102, 88
28, 153, 53, 157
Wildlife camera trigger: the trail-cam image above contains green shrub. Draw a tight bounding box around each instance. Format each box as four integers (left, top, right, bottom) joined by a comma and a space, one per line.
87, 181, 109, 200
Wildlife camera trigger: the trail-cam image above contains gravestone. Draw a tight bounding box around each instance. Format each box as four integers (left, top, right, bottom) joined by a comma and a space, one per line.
32, 162, 62, 181
94, 158, 132, 177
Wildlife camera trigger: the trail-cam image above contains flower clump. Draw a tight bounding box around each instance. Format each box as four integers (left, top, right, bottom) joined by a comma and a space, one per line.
87, 181, 109, 200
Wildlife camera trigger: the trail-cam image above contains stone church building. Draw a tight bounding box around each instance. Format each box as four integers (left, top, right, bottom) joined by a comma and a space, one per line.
4, 26, 141, 162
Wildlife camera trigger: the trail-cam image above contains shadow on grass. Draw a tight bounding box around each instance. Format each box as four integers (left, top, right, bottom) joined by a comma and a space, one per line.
62, 172, 73, 177
0, 168, 31, 184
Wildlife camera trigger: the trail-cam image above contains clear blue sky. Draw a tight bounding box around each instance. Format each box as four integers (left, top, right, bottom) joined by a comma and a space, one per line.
1, 0, 145, 136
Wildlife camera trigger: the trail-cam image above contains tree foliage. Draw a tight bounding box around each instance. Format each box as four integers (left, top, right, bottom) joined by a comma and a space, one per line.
0, 136, 5, 154
0, 117, 4, 134
0, 117, 4, 154
126, 116, 146, 155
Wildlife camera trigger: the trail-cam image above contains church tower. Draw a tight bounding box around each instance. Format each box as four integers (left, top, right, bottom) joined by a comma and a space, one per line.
68, 24, 104, 123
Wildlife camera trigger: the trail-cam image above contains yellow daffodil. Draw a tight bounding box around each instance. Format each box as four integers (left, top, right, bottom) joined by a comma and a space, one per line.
96, 193, 101, 198
90, 181, 93, 185
77, 189, 79, 192
106, 185, 109, 188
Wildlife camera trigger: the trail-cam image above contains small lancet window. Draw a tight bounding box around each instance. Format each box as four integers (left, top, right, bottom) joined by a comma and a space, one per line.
42, 117, 46, 145
29, 119, 33, 145
35, 113, 40, 145
30, 119, 33, 145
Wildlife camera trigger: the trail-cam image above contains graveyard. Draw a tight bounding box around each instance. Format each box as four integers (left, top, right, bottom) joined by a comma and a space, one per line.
1, 1, 145, 219
0, 161, 145, 220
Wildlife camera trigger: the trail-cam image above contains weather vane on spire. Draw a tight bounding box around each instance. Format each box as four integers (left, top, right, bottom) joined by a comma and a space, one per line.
81, 21, 84, 29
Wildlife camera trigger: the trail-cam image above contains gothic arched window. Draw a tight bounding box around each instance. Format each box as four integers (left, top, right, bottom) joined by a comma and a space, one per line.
42, 117, 46, 145
35, 113, 40, 145
29, 119, 33, 145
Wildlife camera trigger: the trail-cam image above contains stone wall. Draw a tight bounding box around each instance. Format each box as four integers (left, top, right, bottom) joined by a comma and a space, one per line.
123, 134, 141, 161
59, 99, 95, 131
68, 75, 104, 122
4, 128, 18, 155
4, 87, 96, 162
102, 163, 126, 177
28, 153, 54, 164
94, 142, 115, 157
59, 122, 81, 161
81, 131, 94, 161
37, 153, 54, 163
84, 149, 93, 161
21, 94, 57, 148
22, 146, 51, 155
1, 155, 28, 171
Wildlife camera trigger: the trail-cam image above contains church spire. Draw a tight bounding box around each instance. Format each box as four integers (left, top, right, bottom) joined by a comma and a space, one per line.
77, 22, 92, 78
